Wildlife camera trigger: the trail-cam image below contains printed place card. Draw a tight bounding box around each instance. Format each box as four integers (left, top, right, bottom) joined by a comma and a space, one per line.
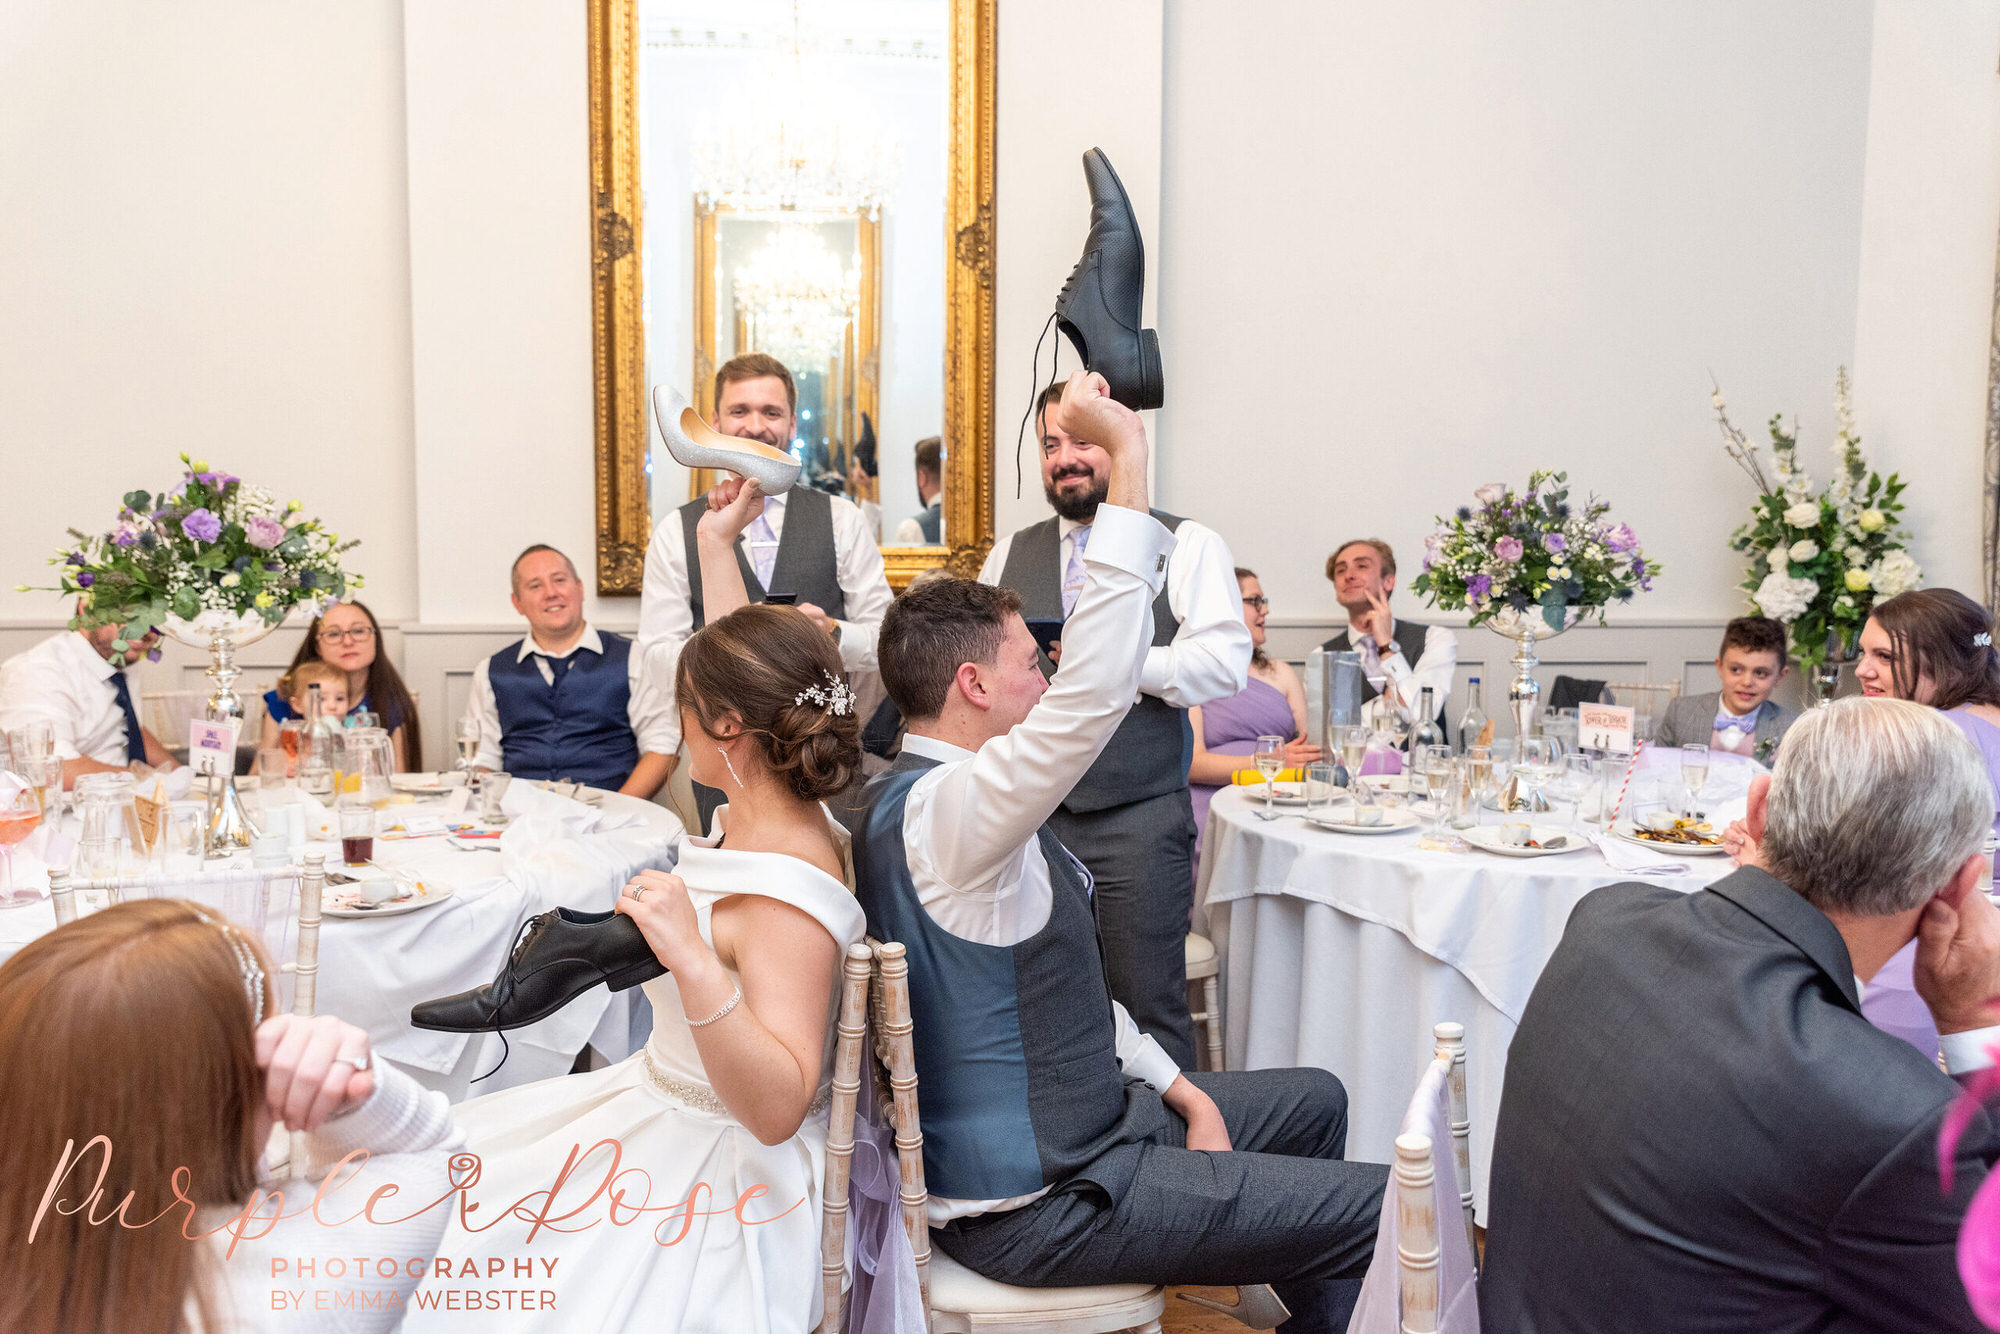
1577, 703, 1635, 753
188, 718, 239, 774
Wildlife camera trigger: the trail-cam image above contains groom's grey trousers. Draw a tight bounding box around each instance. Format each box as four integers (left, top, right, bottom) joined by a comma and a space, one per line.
932, 1067, 1389, 1334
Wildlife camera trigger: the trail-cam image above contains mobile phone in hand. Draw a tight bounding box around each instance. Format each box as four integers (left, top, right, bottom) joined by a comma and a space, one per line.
763, 593, 798, 606
1025, 618, 1065, 661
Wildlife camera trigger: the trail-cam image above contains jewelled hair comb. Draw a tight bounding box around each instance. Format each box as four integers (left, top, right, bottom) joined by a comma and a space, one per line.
795, 670, 856, 717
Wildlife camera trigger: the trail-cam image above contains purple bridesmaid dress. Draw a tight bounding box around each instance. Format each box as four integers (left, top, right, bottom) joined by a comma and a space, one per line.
1191, 675, 1299, 858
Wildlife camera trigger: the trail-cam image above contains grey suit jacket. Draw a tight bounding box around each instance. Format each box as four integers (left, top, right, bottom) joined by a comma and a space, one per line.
1653, 689, 1798, 755
1480, 868, 1996, 1334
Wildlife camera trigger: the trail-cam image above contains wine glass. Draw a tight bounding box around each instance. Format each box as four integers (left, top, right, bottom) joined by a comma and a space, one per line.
1680, 743, 1710, 819
1253, 735, 1286, 820
1563, 753, 1598, 832
1520, 737, 1559, 811
0, 779, 41, 847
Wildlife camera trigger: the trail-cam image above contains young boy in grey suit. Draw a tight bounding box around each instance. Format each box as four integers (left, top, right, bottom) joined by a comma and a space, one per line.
1655, 615, 1798, 760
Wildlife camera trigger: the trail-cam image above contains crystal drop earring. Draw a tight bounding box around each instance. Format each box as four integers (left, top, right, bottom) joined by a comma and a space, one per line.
718, 746, 746, 790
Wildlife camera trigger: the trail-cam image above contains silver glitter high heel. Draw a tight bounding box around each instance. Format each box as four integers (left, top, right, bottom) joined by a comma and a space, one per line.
651, 383, 800, 494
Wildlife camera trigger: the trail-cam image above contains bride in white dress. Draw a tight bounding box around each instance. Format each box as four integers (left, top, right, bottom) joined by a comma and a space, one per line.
407, 480, 867, 1333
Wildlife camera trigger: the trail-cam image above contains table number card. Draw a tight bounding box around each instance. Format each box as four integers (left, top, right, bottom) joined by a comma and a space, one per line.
1577, 703, 1635, 753
188, 718, 239, 774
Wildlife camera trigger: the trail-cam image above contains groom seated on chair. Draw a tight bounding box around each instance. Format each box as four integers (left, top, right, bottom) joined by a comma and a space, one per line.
849, 370, 1387, 1334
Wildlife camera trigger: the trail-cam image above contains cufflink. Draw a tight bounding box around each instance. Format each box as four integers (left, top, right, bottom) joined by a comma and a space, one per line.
1155, 554, 1166, 572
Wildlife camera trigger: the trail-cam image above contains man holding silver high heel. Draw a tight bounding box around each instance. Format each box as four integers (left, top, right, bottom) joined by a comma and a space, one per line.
638, 353, 894, 832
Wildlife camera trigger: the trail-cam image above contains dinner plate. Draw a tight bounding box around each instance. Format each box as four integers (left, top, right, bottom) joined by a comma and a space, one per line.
1355, 773, 1412, 795
322, 879, 456, 918
1462, 825, 1586, 857
1304, 808, 1421, 835
1609, 819, 1729, 856
1238, 781, 1310, 807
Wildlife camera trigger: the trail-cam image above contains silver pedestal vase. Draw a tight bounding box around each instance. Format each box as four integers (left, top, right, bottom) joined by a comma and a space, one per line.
1487, 603, 1582, 813
162, 610, 280, 857
1803, 626, 1858, 708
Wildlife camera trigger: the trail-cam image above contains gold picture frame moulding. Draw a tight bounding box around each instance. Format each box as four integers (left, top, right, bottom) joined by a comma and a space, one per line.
587, 0, 999, 593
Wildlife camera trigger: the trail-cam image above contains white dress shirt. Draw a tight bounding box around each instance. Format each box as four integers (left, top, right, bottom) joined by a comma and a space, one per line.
1353, 615, 1459, 725
460, 624, 676, 773
1850, 976, 2000, 1076
901, 504, 1183, 1222
0, 630, 133, 764
636, 490, 894, 753
979, 513, 1251, 709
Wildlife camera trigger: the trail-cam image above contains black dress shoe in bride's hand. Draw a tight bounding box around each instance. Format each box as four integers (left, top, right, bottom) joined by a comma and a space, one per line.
1054, 147, 1164, 412
409, 907, 667, 1034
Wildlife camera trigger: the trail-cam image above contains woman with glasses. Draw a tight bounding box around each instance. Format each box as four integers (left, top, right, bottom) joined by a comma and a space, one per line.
1187, 568, 1320, 855
258, 601, 424, 770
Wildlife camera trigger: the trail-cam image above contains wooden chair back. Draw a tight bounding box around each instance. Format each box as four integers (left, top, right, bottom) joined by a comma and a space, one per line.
819, 938, 933, 1334
1394, 1127, 1442, 1334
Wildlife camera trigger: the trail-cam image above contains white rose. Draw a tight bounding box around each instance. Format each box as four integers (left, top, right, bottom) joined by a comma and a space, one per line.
1473, 483, 1508, 506
1788, 539, 1819, 563
1752, 571, 1819, 623
1783, 501, 1820, 528
1857, 508, 1886, 532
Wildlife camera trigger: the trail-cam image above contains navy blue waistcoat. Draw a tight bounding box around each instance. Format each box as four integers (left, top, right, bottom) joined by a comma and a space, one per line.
850, 754, 1166, 1200
490, 633, 640, 789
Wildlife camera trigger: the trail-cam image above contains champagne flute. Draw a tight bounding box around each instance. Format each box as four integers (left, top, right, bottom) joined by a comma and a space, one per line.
1423, 749, 1457, 837
1339, 725, 1368, 786
1253, 735, 1286, 821
1680, 743, 1710, 820
456, 717, 481, 785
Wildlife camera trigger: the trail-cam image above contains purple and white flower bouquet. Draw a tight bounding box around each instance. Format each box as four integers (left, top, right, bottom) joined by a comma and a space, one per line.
1412, 470, 1659, 632
24, 454, 359, 655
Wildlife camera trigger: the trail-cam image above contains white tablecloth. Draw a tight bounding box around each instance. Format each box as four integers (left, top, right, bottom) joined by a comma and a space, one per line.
0, 789, 682, 1103
1195, 785, 1730, 1214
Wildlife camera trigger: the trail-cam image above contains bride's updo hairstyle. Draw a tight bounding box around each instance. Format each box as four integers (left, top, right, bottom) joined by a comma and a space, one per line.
0, 899, 277, 1334
677, 603, 862, 802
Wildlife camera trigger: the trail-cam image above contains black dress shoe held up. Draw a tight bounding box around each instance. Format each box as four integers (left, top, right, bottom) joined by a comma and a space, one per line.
410, 907, 666, 1034
1054, 147, 1164, 411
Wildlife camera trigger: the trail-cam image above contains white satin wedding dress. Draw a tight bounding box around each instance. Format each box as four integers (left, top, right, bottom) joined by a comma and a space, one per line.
404, 811, 866, 1334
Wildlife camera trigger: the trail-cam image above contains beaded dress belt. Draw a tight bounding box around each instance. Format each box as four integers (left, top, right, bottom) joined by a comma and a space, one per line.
643, 1047, 831, 1117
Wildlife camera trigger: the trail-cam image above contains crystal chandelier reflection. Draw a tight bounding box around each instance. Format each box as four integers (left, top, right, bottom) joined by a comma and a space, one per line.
689, 3, 900, 216
733, 225, 859, 368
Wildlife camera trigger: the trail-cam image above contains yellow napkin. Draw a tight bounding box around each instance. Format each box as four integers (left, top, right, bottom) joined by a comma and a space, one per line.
1232, 768, 1306, 785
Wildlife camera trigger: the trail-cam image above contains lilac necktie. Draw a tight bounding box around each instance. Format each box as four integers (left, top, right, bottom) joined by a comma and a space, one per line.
1061, 524, 1092, 618
747, 508, 779, 589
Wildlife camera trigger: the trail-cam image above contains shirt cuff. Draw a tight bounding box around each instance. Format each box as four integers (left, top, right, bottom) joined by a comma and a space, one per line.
1084, 504, 1174, 591
1138, 644, 1170, 697
1941, 1025, 2000, 1075
1119, 1034, 1183, 1093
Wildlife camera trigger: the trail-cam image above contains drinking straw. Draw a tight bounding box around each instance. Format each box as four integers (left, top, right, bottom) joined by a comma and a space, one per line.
1609, 741, 1647, 823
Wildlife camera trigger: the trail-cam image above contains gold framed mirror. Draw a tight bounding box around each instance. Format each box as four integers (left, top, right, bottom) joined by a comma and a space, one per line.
588, 0, 996, 593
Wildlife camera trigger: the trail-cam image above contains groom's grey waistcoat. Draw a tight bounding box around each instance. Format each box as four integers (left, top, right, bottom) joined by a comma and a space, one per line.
996, 511, 1189, 812
850, 753, 1167, 1201
677, 488, 845, 630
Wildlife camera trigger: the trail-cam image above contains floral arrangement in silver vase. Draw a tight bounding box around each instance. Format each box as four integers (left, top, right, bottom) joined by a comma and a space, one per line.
25, 454, 359, 650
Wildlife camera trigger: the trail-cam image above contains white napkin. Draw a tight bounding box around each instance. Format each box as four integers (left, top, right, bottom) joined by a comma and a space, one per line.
1594, 831, 1695, 877
500, 781, 602, 836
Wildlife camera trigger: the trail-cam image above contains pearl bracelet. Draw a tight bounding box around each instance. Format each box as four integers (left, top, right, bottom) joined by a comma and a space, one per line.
687, 985, 743, 1028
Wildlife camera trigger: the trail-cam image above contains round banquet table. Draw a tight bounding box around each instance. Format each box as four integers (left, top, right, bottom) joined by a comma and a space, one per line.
0, 785, 683, 1103
1194, 784, 1731, 1216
